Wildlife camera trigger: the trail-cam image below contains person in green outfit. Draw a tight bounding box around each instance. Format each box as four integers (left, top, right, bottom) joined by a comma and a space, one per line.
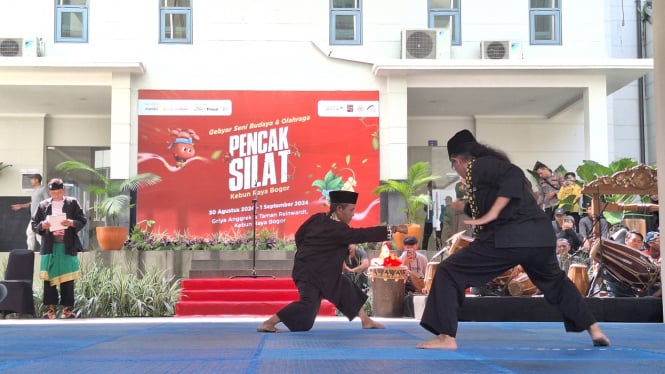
32, 178, 87, 319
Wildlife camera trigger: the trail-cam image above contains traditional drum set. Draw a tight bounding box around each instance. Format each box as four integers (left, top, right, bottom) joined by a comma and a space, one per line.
588, 238, 661, 297
423, 231, 542, 297
366, 224, 661, 318
424, 231, 661, 298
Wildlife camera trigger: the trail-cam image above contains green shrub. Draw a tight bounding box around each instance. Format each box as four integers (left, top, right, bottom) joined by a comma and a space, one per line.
124, 226, 296, 251
34, 261, 181, 318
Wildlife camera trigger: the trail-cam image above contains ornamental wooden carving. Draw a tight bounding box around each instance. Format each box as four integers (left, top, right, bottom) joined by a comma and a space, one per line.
581, 164, 658, 196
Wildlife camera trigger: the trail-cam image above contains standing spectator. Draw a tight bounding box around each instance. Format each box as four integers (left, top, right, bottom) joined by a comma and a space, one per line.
440, 196, 455, 243
11, 173, 50, 250
31, 178, 87, 319
451, 181, 473, 237
534, 161, 564, 220
342, 244, 370, 294
557, 172, 582, 227
435, 196, 449, 249
421, 181, 435, 250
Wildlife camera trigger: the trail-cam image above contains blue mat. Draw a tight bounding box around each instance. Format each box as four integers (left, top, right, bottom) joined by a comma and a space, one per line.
1, 318, 664, 373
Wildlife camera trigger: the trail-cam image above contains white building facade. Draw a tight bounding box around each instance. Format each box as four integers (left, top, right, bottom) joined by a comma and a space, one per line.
0, 1, 658, 242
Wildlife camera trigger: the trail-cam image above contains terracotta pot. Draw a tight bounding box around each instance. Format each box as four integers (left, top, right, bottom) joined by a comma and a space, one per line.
392, 223, 422, 250
96, 226, 129, 251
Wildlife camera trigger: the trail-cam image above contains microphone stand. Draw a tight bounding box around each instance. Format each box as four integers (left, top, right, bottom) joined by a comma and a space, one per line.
231, 181, 275, 279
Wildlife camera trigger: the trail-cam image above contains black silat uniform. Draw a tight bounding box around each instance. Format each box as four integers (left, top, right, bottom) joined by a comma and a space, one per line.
276, 213, 389, 331
420, 156, 596, 337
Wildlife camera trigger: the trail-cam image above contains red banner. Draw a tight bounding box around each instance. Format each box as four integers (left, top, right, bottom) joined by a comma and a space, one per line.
137, 90, 380, 239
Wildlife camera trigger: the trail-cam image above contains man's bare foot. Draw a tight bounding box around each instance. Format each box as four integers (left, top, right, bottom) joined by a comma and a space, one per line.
592, 337, 610, 346
587, 323, 611, 346
416, 334, 458, 350
256, 322, 280, 333
358, 309, 384, 329
257, 315, 281, 333
361, 320, 385, 329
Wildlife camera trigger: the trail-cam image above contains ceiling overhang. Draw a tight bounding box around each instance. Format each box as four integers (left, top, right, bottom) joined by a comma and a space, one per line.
372, 58, 653, 118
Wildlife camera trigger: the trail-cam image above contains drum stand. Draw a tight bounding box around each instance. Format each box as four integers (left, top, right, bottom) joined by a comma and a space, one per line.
586, 262, 605, 297
231, 183, 275, 279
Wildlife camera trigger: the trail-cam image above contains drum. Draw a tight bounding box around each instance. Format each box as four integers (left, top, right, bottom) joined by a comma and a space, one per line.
423, 261, 439, 295
592, 239, 661, 290
409, 274, 426, 294
368, 266, 408, 317
488, 266, 520, 288
507, 272, 539, 296
446, 232, 520, 294
447, 231, 474, 256
567, 263, 589, 296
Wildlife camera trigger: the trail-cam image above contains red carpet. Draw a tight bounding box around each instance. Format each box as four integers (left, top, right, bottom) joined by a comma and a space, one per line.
175, 277, 337, 317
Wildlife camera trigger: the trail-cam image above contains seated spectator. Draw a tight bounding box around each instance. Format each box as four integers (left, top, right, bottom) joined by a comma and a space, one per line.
399, 236, 428, 294
557, 215, 582, 252
578, 203, 610, 240
643, 231, 660, 264
342, 244, 370, 294
643, 231, 661, 297
551, 208, 566, 236
556, 238, 572, 271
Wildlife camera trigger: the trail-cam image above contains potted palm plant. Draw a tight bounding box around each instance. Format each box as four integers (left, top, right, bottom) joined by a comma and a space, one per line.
373, 161, 440, 249
56, 160, 162, 250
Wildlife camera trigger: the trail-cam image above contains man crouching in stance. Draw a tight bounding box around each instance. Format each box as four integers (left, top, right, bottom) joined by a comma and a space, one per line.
257, 190, 407, 332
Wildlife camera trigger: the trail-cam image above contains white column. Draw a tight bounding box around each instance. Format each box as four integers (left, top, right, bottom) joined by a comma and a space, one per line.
379, 76, 408, 180
110, 73, 131, 180
583, 77, 610, 165
652, 0, 665, 320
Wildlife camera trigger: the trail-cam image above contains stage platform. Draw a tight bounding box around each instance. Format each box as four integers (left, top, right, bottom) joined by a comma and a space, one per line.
1, 317, 664, 373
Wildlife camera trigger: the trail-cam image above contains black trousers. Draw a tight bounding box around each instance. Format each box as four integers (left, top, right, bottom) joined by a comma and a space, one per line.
276, 277, 367, 331
422, 222, 434, 250
420, 240, 596, 337
43, 280, 75, 307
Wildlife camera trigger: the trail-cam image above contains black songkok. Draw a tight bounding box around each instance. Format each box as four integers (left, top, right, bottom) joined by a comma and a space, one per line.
447, 130, 477, 158
329, 190, 358, 204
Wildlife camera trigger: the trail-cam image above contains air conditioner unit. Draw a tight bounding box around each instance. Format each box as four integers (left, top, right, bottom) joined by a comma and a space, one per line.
0, 37, 44, 57
401, 28, 451, 59
480, 40, 522, 59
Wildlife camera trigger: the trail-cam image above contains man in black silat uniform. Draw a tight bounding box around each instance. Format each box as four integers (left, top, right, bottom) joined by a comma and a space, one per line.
417, 130, 610, 350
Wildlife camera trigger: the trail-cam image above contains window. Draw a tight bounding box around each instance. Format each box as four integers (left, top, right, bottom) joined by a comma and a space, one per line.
530, 0, 561, 45
55, 0, 88, 43
160, 0, 192, 44
330, 0, 362, 45
428, 0, 461, 46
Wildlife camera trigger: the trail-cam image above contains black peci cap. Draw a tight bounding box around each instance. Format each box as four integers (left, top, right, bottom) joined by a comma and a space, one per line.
403, 236, 418, 245
447, 130, 477, 158
329, 190, 358, 204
